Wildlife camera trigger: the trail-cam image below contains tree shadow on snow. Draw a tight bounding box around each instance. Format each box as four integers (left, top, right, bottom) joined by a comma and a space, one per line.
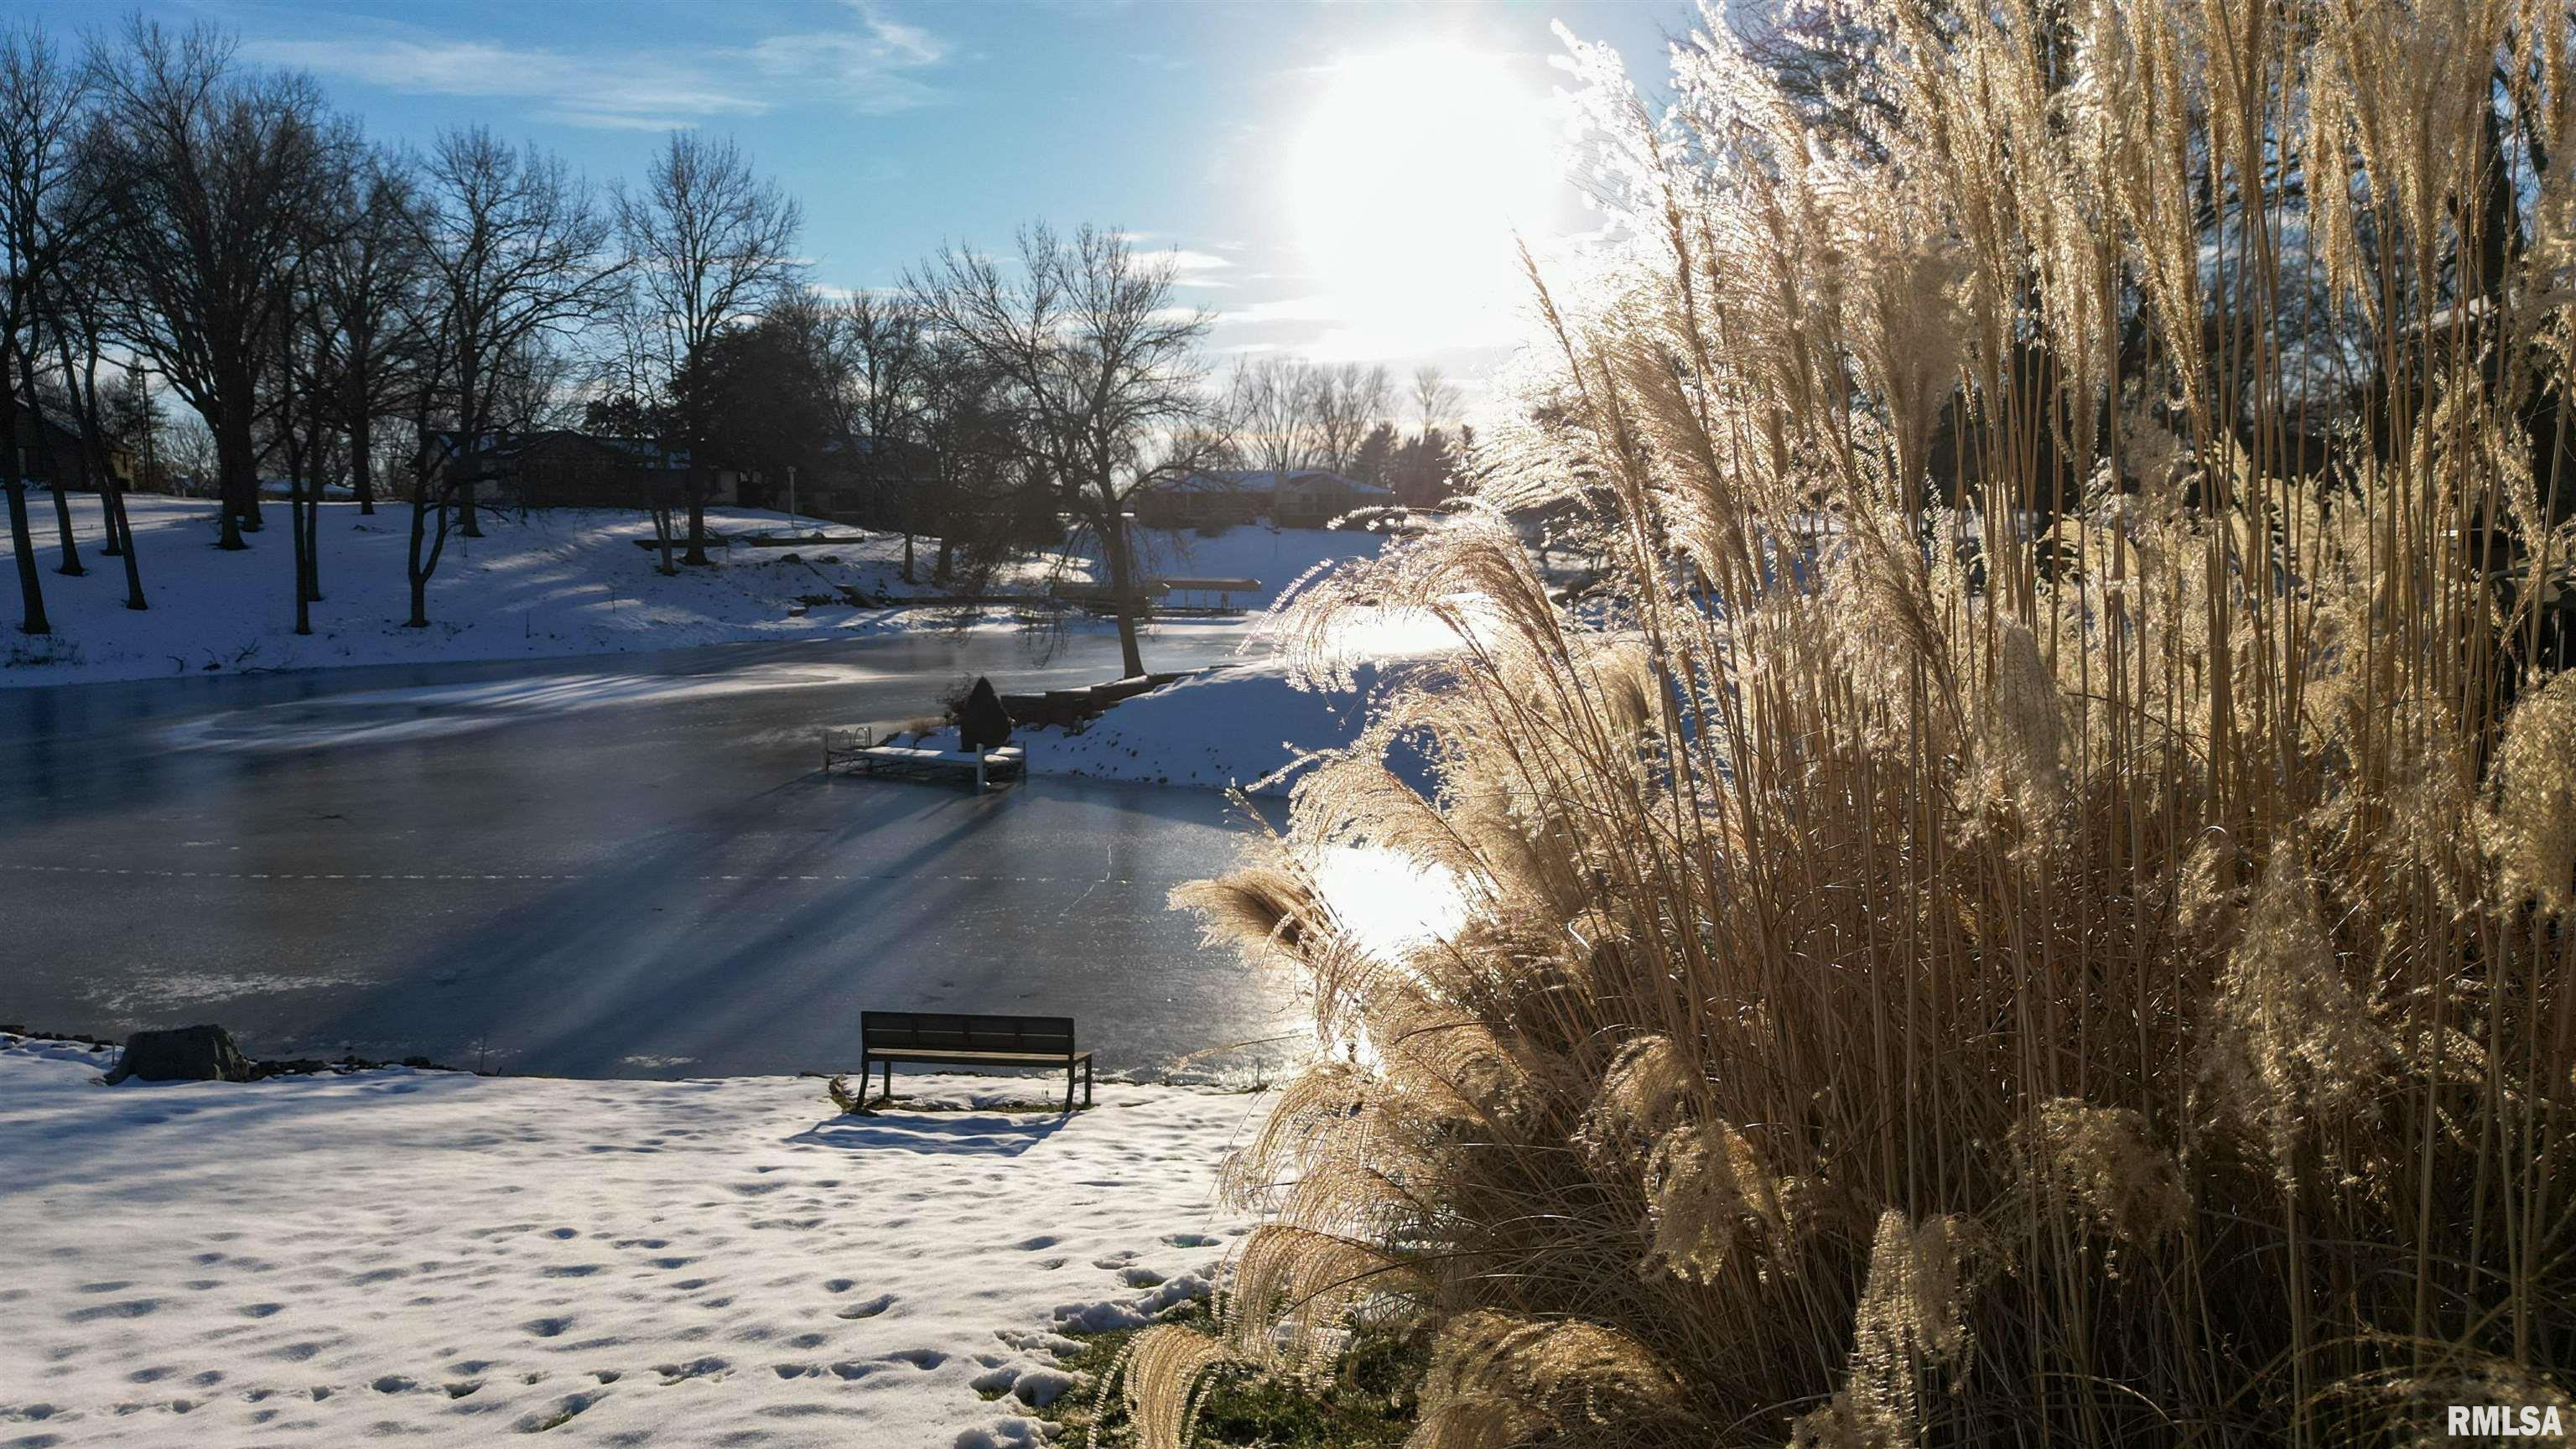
788, 1107, 1072, 1158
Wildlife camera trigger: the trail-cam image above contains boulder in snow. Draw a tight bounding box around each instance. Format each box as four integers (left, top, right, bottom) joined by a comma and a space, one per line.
105, 1023, 255, 1084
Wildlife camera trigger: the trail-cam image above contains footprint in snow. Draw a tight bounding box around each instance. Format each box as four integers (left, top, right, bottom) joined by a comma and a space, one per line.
1161, 1233, 1221, 1248
1013, 1235, 1059, 1251
836, 1295, 895, 1321
522, 1317, 574, 1338
512, 1389, 603, 1433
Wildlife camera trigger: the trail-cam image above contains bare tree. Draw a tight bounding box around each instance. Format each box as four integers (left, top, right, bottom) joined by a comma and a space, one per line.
840, 291, 931, 576
94, 19, 340, 551
48, 233, 148, 610
1411, 364, 1458, 436
616, 131, 802, 564
1311, 361, 1389, 475
309, 149, 426, 517
403, 126, 621, 623
912, 223, 1215, 678
1227, 356, 1320, 478
0, 22, 95, 631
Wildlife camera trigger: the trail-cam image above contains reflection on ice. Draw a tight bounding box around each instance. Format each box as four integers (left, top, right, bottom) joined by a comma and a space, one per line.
161, 664, 873, 752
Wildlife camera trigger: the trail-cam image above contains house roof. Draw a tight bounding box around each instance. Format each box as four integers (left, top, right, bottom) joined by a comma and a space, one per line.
1150, 469, 1383, 495
428, 428, 691, 470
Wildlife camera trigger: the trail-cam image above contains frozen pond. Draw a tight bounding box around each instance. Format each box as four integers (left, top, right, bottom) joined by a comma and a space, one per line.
0, 625, 1304, 1078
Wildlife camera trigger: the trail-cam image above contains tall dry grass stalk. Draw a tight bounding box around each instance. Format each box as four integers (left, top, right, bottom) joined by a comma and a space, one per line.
1120, 0, 2576, 1442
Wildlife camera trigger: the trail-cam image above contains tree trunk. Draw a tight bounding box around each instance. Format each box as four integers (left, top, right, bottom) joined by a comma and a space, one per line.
5, 480, 46, 636
304, 462, 321, 602
652, 505, 678, 575
1098, 503, 1145, 678
684, 474, 711, 565
0, 345, 43, 632
291, 475, 311, 636
15, 347, 81, 579
61, 331, 145, 610
44, 471, 79, 575
351, 408, 376, 515
407, 488, 434, 628
107, 483, 143, 610
215, 392, 259, 548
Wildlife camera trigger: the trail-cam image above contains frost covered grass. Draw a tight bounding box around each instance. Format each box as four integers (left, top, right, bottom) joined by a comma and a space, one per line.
0, 1034, 1267, 1446
1031, 1303, 1422, 1448
1116, 1, 2576, 1446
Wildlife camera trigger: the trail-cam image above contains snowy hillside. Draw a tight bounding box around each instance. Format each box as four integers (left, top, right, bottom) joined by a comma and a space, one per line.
2, 502, 1398, 691
0, 1034, 1261, 1448
1016, 661, 1386, 792
0, 499, 1066, 689
1099, 520, 1394, 605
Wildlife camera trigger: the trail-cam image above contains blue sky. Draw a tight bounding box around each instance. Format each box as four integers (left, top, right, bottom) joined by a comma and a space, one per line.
10, 0, 1685, 387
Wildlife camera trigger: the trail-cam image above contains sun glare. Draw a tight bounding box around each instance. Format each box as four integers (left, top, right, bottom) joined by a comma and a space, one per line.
1286, 47, 1558, 352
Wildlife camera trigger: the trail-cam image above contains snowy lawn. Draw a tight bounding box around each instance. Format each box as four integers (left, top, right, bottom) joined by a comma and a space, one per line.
1, 502, 1396, 692
0, 1035, 1268, 1447
1013, 609, 1457, 792
1119, 522, 1392, 605
1015, 660, 1387, 792
0, 497, 1067, 689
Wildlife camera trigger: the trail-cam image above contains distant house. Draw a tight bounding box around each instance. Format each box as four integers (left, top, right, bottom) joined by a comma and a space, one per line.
8, 403, 130, 492
1270, 470, 1392, 528
806, 434, 941, 527
423, 429, 699, 510
1133, 469, 1391, 529
1134, 470, 1274, 528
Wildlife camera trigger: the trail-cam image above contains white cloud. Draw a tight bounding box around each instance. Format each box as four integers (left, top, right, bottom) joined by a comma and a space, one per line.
246, 6, 948, 132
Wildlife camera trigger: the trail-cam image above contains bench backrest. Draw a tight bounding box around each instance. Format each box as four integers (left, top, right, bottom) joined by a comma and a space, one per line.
862, 1011, 1077, 1055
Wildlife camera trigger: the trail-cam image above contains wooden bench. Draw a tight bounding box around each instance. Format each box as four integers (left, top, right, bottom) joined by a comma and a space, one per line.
860, 1011, 1093, 1110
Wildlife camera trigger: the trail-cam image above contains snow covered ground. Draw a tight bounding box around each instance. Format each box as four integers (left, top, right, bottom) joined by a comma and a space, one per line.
1, 499, 1398, 692
1120, 520, 1393, 604
1014, 660, 1389, 792
1013, 606, 1457, 792
0, 498, 1072, 689
0, 1034, 1268, 1447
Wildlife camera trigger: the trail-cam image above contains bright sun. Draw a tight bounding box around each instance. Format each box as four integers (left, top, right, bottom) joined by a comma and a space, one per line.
1287, 47, 1559, 351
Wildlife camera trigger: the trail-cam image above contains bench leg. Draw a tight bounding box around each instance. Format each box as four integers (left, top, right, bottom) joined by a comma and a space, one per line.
856, 1052, 868, 1109
1063, 1062, 1077, 1114
881, 1057, 894, 1104
1084, 1057, 1093, 1107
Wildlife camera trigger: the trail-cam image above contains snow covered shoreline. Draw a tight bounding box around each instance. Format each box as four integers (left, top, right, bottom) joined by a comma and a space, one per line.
0, 1034, 1266, 1447
1, 499, 1397, 693
0, 497, 1073, 690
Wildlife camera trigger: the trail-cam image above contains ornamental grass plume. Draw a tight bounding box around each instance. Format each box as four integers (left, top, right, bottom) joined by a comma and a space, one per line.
1116, 0, 2576, 1442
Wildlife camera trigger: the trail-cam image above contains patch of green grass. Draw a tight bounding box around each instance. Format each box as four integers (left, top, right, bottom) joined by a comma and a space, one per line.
1033, 1305, 1423, 1448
